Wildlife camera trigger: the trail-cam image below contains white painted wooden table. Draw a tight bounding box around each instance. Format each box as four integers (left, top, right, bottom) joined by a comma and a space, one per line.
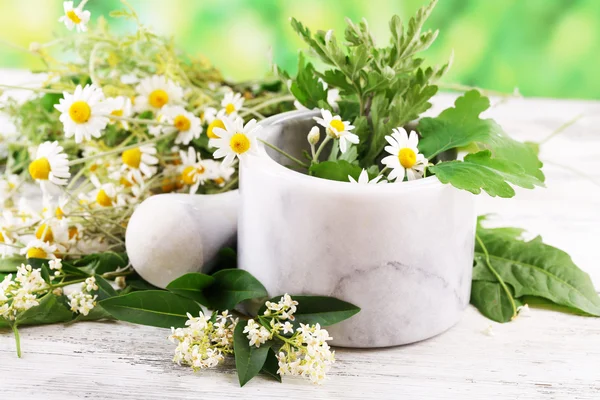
1, 79, 599, 399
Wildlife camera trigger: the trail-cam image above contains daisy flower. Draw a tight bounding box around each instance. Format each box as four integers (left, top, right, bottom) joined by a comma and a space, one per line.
58, 1, 91, 32
221, 92, 244, 116
21, 239, 58, 260
201, 107, 218, 124
206, 110, 229, 139
348, 169, 385, 185
212, 118, 261, 167
55, 84, 112, 143
205, 160, 235, 187
28, 141, 71, 190
121, 144, 159, 183
313, 109, 358, 153
83, 175, 125, 208
152, 106, 202, 145
107, 96, 133, 130
134, 75, 183, 113
179, 147, 210, 194
381, 128, 428, 181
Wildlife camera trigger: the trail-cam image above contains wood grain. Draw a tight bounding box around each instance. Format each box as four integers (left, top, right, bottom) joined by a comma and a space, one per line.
1, 75, 599, 399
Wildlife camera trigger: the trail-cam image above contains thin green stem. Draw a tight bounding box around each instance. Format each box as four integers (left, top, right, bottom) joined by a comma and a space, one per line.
258, 139, 309, 169
217, 177, 239, 193
313, 136, 332, 162
539, 113, 584, 145
67, 131, 175, 166
0, 84, 63, 94
239, 107, 266, 120
476, 234, 518, 320
11, 324, 22, 358
100, 114, 171, 127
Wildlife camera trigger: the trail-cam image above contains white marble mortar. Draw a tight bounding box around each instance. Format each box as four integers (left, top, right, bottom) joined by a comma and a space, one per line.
238, 110, 477, 348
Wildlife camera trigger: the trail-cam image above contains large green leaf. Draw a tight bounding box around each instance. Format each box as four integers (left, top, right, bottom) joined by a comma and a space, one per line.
233, 322, 270, 387
474, 226, 600, 317
203, 269, 268, 311
259, 295, 360, 326
73, 252, 129, 275
261, 348, 282, 383
99, 291, 202, 328
470, 280, 522, 323
429, 150, 543, 198
166, 272, 215, 305
418, 90, 544, 182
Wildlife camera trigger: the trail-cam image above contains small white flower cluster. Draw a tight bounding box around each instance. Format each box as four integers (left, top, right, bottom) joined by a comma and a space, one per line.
243, 319, 271, 347
276, 322, 335, 385
169, 311, 238, 371
0, 264, 50, 321
66, 276, 98, 316
260, 294, 335, 385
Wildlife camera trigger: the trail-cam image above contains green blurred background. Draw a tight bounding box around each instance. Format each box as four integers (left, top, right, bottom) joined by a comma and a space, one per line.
0, 0, 598, 99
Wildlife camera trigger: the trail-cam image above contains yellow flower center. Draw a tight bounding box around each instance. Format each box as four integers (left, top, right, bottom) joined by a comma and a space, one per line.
120, 177, 133, 187
207, 119, 225, 139
66, 10, 81, 24
68, 227, 79, 240
161, 179, 175, 193
35, 224, 54, 242
213, 177, 225, 186
229, 133, 251, 154
29, 157, 51, 180
149, 89, 169, 109
181, 166, 197, 185
55, 207, 65, 219
174, 115, 191, 131
122, 148, 142, 169
329, 119, 345, 134
69, 100, 92, 124
111, 109, 124, 117
27, 247, 47, 259
398, 148, 417, 169
0, 232, 4, 243
96, 189, 113, 207
225, 103, 236, 115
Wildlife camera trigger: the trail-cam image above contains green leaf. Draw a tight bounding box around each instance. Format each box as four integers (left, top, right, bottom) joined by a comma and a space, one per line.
99, 291, 202, 328
203, 269, 267, 311
73, 252, 129, 275
0, 257, 27, 272
259, 295, 361, 326
429, 150, 544, 198
233, 321, 270, 387
16, 293, 73, 326
261, 348, 282, 383
166, 272, 215, 305
288, 52, 328, 109
470, 280, 522, 323
474, 225, 600, 317
309, 160, 362, 182
94, 275, 118, 300
418, 90, 544, 182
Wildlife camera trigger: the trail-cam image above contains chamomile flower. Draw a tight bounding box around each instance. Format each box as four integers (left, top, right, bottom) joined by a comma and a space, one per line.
121, 144, 159, 183
134, 75, 183, 112
28, 141, 71, 190
348, 169, 385, 185
205, 110, 229, 139
83, 175, 125, 208
58, 1, 91, 32
107, 96, 133, 130
20, 239, 58, 260
221, 92, 244, 117
381, 128, 428, 181
201, 107, 218, 124
153, 106, 202, 145
313, 109, 358, 153
34, 219, 69, 245
179, 147, 209, 194
211, 118, 261, 167
55, 84, 112, 143
205, 160, 235, 187
0, 174, 20, 205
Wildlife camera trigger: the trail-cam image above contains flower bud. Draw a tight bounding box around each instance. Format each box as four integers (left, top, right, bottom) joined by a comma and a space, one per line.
307, 126, 320, 145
